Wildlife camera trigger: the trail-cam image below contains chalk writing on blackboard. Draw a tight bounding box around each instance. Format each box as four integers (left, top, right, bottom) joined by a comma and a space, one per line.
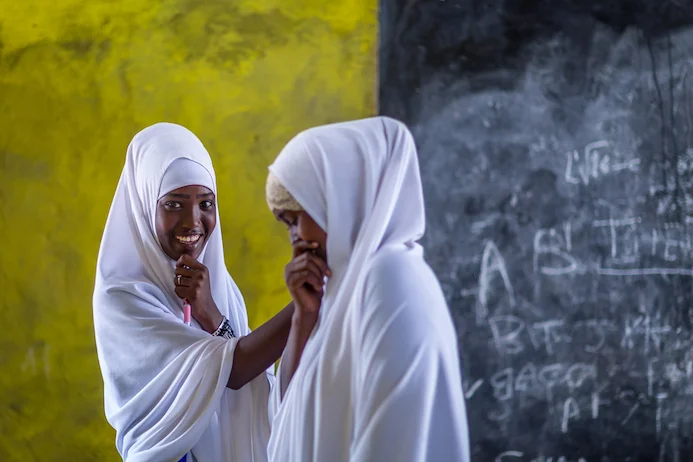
460, 233, 693, 448
534, 217, 693, 276
477, 240, 516, 324
564, 140, 640, 186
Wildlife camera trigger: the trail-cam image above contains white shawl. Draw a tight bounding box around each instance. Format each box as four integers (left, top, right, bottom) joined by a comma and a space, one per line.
93, 123, 273, 462
267, 117, 470, 461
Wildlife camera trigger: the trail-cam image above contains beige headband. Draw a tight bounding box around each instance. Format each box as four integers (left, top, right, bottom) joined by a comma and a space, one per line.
266, 172, 303, 212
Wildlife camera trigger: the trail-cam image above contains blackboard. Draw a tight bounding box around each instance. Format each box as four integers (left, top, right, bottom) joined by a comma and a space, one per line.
380, 1, 693, 460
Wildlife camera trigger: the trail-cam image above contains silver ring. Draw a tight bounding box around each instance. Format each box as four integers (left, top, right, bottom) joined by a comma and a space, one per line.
176, 274, 182, 286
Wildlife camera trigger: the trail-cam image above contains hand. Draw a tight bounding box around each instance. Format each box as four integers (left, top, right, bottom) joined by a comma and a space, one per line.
284, 241, 331, 323
175, 254, 223, 333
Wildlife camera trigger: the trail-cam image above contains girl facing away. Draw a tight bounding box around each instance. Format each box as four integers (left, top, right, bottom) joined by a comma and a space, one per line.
266, 116, 471, 462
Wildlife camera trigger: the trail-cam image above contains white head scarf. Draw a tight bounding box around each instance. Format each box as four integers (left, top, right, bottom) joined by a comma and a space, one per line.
93, 123, 272, 462
158, 157, 215, 201
268, 116, 425, 290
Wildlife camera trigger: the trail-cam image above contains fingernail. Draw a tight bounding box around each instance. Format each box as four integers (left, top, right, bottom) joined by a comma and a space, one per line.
311, 242, 318, 247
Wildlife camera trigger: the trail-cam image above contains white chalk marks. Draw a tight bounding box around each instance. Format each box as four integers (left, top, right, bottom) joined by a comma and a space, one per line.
464, 379, 484, 399
533, 216, 693, 277
564, 140, 640, 186
461, 136, 693, 459
533, 226, 579, 276
464, 225, 689, 450
477, 240, 516, 324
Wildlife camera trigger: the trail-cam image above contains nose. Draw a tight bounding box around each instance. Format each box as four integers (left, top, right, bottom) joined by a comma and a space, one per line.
180, 205, 201, 230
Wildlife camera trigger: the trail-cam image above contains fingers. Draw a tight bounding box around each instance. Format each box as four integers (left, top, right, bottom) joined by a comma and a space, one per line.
177, 254, 205, 270
302, 257, 328, 282
287, 254, 329, 283
175, 254, 209, 284
175, 285, 192, 300
292, 240, 318, 258
175, 274, 203, 300
290, 243, 331, 276
174, 264, 202, 289
176, 265, 196, 278
285, 241, 331, 295
308, 254, 331, 277
286, 270, 324, 293
175, 274, 191, 288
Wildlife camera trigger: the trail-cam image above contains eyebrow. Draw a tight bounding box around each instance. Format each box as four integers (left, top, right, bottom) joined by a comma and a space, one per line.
166, 193, 215, 199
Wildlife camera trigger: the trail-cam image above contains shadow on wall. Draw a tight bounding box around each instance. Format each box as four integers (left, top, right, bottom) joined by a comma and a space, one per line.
0, 1, 376, 460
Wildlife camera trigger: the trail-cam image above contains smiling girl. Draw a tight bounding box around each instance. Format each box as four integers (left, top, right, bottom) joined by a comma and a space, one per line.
93, 123, 307, 462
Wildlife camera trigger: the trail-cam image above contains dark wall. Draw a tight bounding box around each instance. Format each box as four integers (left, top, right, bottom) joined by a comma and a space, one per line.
380, 1, 693, 460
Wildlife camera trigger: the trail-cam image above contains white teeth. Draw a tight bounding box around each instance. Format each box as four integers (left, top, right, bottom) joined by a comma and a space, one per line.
176, 235, 201, 244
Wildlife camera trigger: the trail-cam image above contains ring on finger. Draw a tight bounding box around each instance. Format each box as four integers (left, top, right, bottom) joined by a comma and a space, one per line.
176, 274, 182, 286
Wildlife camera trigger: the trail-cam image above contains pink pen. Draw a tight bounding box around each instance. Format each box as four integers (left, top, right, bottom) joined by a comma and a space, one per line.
183, 299, 191, 326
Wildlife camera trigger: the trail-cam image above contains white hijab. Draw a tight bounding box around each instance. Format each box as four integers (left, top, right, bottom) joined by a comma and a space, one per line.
267, 117, 469, 461
268, 116, 425, 287
93, 123, 272, 462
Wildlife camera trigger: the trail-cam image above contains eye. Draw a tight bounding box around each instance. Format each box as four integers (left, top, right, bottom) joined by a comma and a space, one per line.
200, 200, 215, 210
282, 217, 297, 229
164, 201, 182, 210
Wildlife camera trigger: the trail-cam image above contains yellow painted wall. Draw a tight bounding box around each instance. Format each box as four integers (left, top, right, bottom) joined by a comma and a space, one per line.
0, 1, 376, 459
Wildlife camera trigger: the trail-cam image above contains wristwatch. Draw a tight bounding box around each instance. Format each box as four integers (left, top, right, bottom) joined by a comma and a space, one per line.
212, 316, 236, 339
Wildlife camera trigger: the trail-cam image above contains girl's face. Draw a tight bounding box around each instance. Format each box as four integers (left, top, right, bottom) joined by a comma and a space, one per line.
155, 185, 217, 260
274, 209, 327, 262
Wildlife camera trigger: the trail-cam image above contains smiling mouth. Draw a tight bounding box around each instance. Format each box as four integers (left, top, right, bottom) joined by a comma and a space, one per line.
175, 234, 202, 245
